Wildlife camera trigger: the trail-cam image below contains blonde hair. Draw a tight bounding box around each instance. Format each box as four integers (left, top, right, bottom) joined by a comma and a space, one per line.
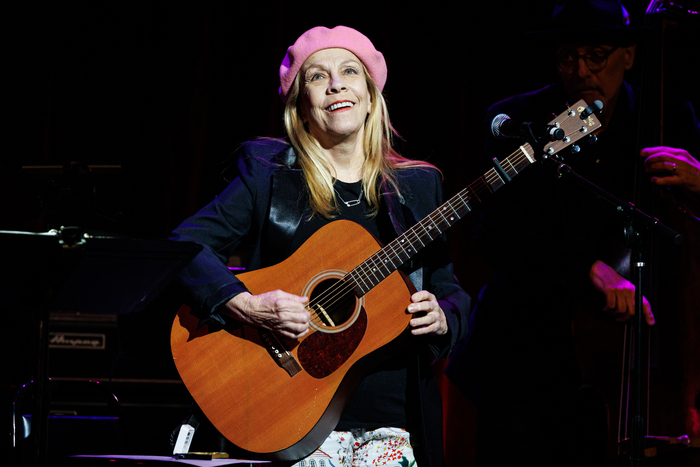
283, 62, 436, 219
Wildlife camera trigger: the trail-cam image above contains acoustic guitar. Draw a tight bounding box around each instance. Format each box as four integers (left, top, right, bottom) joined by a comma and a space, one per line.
170, 100, 601, 460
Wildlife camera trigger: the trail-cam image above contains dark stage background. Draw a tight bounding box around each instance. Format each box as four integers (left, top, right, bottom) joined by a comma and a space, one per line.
4, 1, 699, 465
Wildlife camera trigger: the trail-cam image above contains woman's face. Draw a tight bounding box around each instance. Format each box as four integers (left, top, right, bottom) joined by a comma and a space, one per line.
299, 48, 372, 146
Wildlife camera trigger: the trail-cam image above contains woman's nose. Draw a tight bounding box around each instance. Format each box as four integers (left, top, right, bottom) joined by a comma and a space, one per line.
328, 73, 347, 93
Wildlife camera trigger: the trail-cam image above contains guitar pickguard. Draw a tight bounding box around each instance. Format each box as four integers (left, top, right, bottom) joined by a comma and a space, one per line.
297, 307, 367, 378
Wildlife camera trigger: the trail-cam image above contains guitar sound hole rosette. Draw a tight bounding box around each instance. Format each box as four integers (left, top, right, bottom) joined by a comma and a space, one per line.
302, 269, 364, 333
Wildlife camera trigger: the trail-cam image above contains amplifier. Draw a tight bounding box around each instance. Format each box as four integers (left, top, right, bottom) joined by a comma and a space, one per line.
48, 312, 119, 379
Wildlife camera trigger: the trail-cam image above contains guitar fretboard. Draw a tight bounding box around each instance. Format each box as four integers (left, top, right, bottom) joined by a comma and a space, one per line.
346, 143, 536, 296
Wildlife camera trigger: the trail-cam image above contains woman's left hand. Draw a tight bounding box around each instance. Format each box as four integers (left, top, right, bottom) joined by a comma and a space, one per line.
407, 291, 448, 336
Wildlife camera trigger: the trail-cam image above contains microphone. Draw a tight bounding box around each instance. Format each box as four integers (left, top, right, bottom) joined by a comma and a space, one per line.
490, 114, 565, 142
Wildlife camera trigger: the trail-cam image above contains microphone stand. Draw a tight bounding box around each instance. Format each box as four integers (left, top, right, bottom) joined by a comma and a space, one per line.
539, 153, 682, 466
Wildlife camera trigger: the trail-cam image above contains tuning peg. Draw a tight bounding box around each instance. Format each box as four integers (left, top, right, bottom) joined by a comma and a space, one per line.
571, 145, 581, 154
587, 135, 598, 145
580, 100, 604, 119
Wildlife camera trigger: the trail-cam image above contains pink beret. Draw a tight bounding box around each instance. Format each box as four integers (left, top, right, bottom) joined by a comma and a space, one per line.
278, 26, 387, 103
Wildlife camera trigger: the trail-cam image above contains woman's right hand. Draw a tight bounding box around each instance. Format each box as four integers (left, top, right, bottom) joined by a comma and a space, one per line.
222, 291, 310, 339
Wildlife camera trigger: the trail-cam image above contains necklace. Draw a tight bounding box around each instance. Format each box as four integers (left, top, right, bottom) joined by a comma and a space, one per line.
335, 187, 363, 207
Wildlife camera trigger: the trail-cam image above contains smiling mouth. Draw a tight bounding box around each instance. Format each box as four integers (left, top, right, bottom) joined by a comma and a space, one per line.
326, 102, 354, 112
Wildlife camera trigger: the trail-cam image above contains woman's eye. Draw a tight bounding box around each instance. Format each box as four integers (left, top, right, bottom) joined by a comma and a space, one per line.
344, 68, 358, 75
309, 73, 324, 81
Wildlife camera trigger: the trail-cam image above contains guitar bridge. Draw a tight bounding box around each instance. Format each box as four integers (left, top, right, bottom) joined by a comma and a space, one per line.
258, 329, 302, 377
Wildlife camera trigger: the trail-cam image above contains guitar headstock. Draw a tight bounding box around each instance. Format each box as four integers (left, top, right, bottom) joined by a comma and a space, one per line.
543, 99, 602, 158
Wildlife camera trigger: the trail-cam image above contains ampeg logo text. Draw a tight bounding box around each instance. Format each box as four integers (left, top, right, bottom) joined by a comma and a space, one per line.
49, 332, 106, 350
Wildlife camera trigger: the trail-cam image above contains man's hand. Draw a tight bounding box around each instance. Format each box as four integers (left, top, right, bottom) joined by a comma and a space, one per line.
641, 146, 700, 195
589, 260, 655, 325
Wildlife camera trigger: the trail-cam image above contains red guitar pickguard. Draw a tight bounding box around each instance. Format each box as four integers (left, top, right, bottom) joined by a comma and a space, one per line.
297, 308, 367, 379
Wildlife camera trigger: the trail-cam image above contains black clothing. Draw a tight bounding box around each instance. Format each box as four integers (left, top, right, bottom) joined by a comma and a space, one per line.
447, 82, 700, 464
171, 139, 471, 466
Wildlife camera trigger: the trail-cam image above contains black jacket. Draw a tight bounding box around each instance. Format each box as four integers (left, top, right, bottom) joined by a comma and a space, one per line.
447, 81, 700, 404
171, 139, 470, 466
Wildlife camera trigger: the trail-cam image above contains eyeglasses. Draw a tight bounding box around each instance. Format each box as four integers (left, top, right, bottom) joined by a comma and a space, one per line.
554, 47, 619, 73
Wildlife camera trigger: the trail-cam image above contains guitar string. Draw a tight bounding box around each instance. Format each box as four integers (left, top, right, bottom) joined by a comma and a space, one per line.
303, 148, 531, 324
304, 176, 519, 327
302, 147, 531, 327
299, 115, 594, 327
308, 138, 572, 325
302, 184, 483, 324
304, 185, 508, 326
302, 146, 534, 324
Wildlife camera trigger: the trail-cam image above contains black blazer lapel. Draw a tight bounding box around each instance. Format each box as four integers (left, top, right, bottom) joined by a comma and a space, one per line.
384, 187, 408, 236
262, 147, 307, 267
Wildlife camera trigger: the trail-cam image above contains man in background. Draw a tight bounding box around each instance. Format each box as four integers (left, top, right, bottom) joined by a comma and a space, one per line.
447, 0, 700, 464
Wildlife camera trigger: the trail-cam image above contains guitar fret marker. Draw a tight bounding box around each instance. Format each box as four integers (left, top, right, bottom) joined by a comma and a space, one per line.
436, 207, 451, 227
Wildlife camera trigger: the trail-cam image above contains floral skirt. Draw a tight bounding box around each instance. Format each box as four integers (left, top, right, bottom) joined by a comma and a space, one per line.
291, 427, 416, 467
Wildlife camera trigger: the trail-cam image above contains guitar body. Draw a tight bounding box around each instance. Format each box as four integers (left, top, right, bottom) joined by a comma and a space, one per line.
170, 220, 415, 460
170, 101, 598, 461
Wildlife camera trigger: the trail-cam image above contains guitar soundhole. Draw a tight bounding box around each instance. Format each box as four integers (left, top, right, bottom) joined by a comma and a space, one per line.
310, 279, 356, 329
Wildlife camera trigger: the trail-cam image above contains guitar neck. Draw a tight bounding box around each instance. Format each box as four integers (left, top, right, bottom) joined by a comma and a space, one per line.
347, 143, 536, 296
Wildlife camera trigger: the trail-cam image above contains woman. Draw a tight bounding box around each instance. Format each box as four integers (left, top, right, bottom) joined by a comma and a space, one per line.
170, 25, 469, 467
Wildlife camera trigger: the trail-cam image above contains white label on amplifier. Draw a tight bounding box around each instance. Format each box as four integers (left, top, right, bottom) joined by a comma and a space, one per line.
49, 332, 106, 350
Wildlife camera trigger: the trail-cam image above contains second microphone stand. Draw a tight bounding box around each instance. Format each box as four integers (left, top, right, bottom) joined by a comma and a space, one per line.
536, 133, 682, 466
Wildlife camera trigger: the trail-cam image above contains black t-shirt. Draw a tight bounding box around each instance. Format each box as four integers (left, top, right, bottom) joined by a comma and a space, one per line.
291, 179, 409, 430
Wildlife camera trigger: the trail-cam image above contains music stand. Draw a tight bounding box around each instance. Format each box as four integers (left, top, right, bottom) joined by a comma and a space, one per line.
1, 230, 201, 466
